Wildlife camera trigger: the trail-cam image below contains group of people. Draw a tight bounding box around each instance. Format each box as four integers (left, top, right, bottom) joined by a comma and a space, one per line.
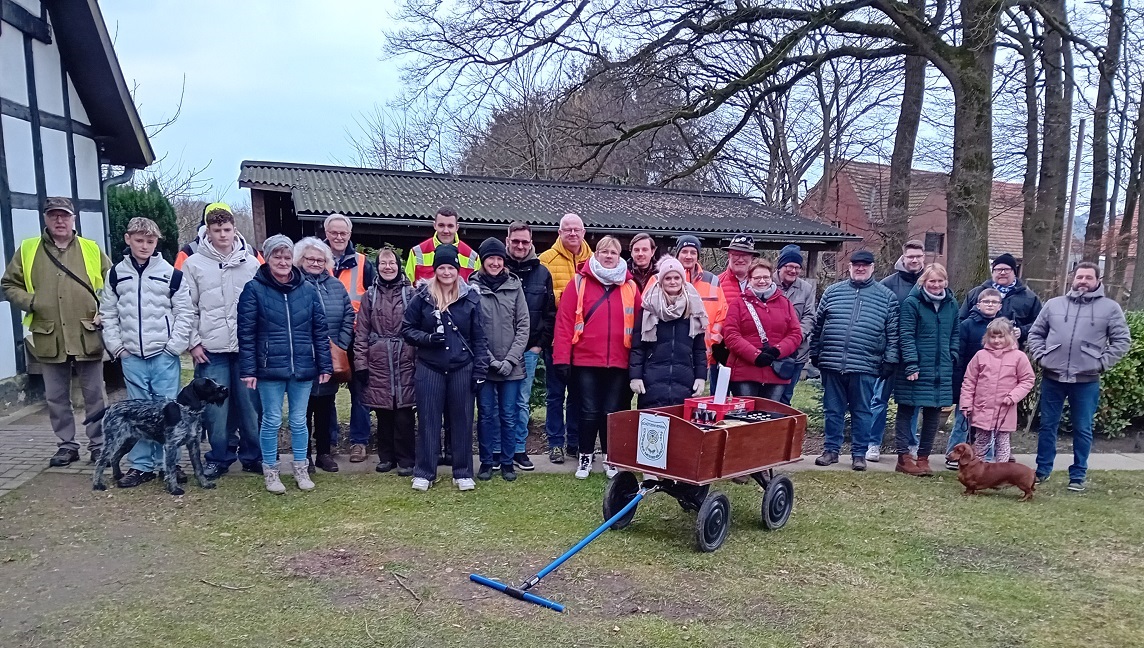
0, 198, 1131, 496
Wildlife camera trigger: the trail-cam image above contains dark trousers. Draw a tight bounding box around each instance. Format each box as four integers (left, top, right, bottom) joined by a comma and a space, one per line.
730, 381, 786, 402
895, 404, 942, 457
570, 366, 628, 455
376, 407, 415, 468
306, 394, 336, 455
414, 362, 474, 480
544, 350, 580, 450
777, 362, 805, 406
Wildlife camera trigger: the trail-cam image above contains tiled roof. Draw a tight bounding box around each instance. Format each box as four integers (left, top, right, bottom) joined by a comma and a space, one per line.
238, 161, 856, 242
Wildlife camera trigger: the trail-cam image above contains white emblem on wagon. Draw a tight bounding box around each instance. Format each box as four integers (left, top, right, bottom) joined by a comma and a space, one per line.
636, 413, 670, 469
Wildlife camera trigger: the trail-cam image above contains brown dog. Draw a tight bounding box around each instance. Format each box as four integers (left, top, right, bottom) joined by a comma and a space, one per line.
945, 443, 1036, 501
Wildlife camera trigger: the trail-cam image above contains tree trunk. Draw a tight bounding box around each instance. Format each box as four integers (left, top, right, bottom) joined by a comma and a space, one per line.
1123, 80, 1144, 310
1083, 0, 1124, 261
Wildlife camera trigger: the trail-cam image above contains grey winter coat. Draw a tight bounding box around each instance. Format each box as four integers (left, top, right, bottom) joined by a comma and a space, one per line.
1026, 284, 1131, 384
303, 270, 355, 397
471, 271, 530, 381
780, 276, 816, 363
810, 277, 900, 375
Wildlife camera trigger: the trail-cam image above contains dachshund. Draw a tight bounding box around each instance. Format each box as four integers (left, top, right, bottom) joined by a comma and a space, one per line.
945, 443, 1036, 501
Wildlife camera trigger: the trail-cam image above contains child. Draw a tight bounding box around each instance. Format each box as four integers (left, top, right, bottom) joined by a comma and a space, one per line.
959, 318, 1035, 462
945, 287, 1004, 467
99, 217, 193, 487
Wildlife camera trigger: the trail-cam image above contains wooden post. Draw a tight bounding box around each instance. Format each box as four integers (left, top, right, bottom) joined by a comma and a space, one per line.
1059, 118, 1086, 293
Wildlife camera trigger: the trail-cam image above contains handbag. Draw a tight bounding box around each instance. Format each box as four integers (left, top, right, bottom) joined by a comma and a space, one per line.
744, 299, 800, 380
329, 341, 352, 383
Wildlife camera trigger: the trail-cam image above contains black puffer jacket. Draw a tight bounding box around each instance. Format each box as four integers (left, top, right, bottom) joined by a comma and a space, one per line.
810, 277, 900, 375
880, 258, 922, 304
960, 279, 1043, 343
401, 281, 490, 381
505, 249, 556, 349
629, 315, 707, 408
238, 265, 333, 382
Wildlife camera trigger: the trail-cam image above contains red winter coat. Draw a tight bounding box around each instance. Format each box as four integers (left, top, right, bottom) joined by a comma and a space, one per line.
552, 266, 642, 368
723, 289, 802, 384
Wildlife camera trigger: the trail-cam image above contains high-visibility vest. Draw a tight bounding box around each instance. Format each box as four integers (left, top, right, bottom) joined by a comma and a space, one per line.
405, 236, 480, 282
570, 274, 638, 349
19, 236, 104, 327
335, 252, 369, 312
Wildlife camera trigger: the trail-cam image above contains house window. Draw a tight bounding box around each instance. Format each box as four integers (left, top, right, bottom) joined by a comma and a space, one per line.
925, 232, 944, 254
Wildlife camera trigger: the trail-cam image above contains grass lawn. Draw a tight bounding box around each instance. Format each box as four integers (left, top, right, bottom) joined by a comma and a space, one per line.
2, 469, 1143, 647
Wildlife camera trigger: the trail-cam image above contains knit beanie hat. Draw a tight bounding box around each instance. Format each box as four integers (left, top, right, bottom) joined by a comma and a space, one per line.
777, 245, 804, 269
261, 234, 294, 259
673, 234, 701, 256
992, 253, 1018, 270
433, 244, 461, 270
477, 237, 507, 263
656, 255, 685, 282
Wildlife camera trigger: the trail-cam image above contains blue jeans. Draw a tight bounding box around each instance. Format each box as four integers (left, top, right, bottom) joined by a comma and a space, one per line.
478, 379, 522, 466
544, 350, 579, 450
778, 361, 805, 406
327, 372, 372, 446
194, 351, 262, 467
822, 370, 878, 457
257, 378, 313, 468
514, 350, 540, 454
122, 353, 182, 472
1036, 378, 1100, 482
869, 377, 918, 449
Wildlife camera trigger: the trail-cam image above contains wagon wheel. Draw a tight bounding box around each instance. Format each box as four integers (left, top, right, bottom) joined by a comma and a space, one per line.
694, 491, 731, 552
761, 475, 794, 531
602, 471, 640, 530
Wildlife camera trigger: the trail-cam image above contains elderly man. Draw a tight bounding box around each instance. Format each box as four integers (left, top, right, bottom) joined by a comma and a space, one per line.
405, 205, 480, 282
1028, 262, 1130, 493
775, 245, 816, 406
2, 197, 112, 466
959, 253, 1042, 342
717, 233, 760, 305
810, 250, 900, 471
627, 233, 658, 292
322, 213, 377, 462
538, 213, 592, 463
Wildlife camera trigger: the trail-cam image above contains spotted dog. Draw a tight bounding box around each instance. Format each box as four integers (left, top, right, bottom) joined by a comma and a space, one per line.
89, 377, 229, 496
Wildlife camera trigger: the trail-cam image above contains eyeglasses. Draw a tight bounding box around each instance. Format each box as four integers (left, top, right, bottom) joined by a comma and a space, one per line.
302, 256, 326, 264
45, 212, 73, 220
560, 227, 584, 234
978, 299, 1002, 305
326, 231, 349, 238
508, 239, 531, 246
993, 267, 1014, 274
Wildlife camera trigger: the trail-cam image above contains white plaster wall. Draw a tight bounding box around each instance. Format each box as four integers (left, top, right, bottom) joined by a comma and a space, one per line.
11, 0, 41, 16
39, 127, 70, 198
67, 76, 89, 125
11, 209, 42, 251
0, 29, 29, 106
74, 135, 101, 200
78, 211, 105, 251
2, 115, 36, 194
0, 303, 16, 381
31, 39, 64, 116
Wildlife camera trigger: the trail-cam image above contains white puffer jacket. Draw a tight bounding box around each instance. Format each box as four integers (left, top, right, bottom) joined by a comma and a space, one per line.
182, 233, 261, 353
99, 253, 193, 359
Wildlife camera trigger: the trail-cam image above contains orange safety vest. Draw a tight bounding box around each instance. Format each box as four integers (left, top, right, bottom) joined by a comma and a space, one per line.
569, 274, 638, 349
335, 252, 369, 312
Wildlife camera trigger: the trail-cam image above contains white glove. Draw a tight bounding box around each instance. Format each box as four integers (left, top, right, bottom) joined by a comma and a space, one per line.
692, 379, 705, 397
629, 379, 646, 395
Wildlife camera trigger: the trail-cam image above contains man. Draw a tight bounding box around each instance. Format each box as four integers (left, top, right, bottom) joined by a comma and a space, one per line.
322, 213, 376, 463
810, 250, 900, 471
175, 202, 264, 270
182, 204, 263, 478
2, 197, 112, 467
405, 206, 480, 283
627, 233, 658, 292
717, 233, 760, 306
538, 213, 592, 463
866, 240, 926, 462
775, 245, 816, 406
959, 253, 1042, 343
504, 221, 556, 471
1027, 262, 1130, 492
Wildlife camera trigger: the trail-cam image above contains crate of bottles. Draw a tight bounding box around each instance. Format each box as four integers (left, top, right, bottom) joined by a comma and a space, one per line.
681, 396, 754, 424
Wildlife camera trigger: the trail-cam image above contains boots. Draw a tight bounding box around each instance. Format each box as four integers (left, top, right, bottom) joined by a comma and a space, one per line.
263, 465, 286, 494
292, 461, 316, 491
895, 454, 927, 477
914, 456, 934, 476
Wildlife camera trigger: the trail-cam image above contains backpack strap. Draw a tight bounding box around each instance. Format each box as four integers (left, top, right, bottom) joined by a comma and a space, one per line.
108, 266, 119, 297
169, 269, 183, 297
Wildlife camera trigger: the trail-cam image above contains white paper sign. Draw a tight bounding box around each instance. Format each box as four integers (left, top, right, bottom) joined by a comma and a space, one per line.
713, 365, 732, 405
636, 412, 670, 469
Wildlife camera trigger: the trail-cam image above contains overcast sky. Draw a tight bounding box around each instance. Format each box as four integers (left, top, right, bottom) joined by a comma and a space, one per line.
102, 0, 403, 206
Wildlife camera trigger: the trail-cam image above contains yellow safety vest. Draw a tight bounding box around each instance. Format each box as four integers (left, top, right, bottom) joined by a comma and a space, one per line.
19, 236, 104, 327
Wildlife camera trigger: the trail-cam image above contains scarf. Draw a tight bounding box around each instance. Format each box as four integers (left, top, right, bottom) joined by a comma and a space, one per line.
478, 269, 509, 291
588, 256, 628, 286
378, 273, 404, 287
751, 284, 778, 301
992, 281, 1015, 295
920, 287, 946, 311
640, 282, 708, 343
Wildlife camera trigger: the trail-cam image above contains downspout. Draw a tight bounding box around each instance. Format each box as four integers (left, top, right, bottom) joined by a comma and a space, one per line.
101, 167, 134, 252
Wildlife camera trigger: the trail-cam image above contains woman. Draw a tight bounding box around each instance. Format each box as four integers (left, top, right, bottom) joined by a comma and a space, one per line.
354, 246, 416, 476
401, 244, 489, 492
629, 255, 708, 408
552, 235, 642, 479
238, 234, 333, 494
295, 237, 354, 474
895, 263, 959, 477
722, 257, 802, 401
472, 238, 530, 482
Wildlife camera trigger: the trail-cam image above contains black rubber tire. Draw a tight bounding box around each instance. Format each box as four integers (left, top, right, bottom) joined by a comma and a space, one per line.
602, 471, 640, 530
761, 475, 794, 530
694, 491, 731, 552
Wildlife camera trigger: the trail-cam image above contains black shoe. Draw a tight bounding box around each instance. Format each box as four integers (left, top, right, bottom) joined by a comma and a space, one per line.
851, 456, 867, 471
116, 469, 156, 488
566, 446, 579, 457
477, 463, 494, 481
395, 465, 414, 477
1034, 473, 1050, 485
513, 453, 535, 471
240, 461, 262, 474
548, 447, 565, 464
89, 449, 102, 464
814, 451, 839, 466
202, 462, 229, 479
49, 448, 79, 467
315, 454, 339, 473
159, 466, 188, 484
502, 465, 517, 482
375, 461, 395, 473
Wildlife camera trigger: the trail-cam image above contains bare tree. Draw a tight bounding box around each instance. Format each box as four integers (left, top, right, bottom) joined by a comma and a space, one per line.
1082, 0, 1126, 261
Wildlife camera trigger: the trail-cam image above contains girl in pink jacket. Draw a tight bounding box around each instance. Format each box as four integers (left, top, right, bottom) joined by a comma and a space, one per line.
959, 318, 1036, 461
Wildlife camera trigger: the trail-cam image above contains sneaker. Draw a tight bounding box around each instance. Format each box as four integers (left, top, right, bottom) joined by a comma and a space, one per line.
865, 446, 881, 462
814, 451, 839, 466
548, 447, 565, 464
945, 460, 959, 471
158, 466, 188, 484
1067, 480, 1086, 492
501, 465, 517, 482
48, 448, 79, 467
292, 461, 315, 491
477, 463, 494, 481
411, 477, 432, 491
375, 461, 395, 473
513, 453, 535, 471
315, 454, 339, 473
396, 466, 414, 477
89, 449, 102, 464
453, 477, 476, 491
263, 466, 286, 494
602, 454, 618, 478
349, 444, 367, 463
202, 462, 229, 479
575, 453, 593, 479
851, 456, 868, 471
116, 469, 156, 488
240, 461, 263, 474
1035, 473, 1050, 485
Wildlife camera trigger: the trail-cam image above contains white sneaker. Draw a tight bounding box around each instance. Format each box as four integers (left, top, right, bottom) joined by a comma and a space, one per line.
411, 477, 432, 491
453, 477, 476, 491
575, 453, 593, 479
865, 446, 881, 462
603, 454, 618, 478
263, 465, 286, 494
292, 461, 315, 491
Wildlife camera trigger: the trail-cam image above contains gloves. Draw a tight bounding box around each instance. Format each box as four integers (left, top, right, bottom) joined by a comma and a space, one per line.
354, 369, 369, 384
496, 360, 514, 377
691, 379, 705, 397
754, 346, 780, 367
879, 362, 897, 378
629, 379, 646, 395
553, 364, 571, 382
711, 342, 730, 366
490, 359, 504, 374
428, 332, 446, 346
